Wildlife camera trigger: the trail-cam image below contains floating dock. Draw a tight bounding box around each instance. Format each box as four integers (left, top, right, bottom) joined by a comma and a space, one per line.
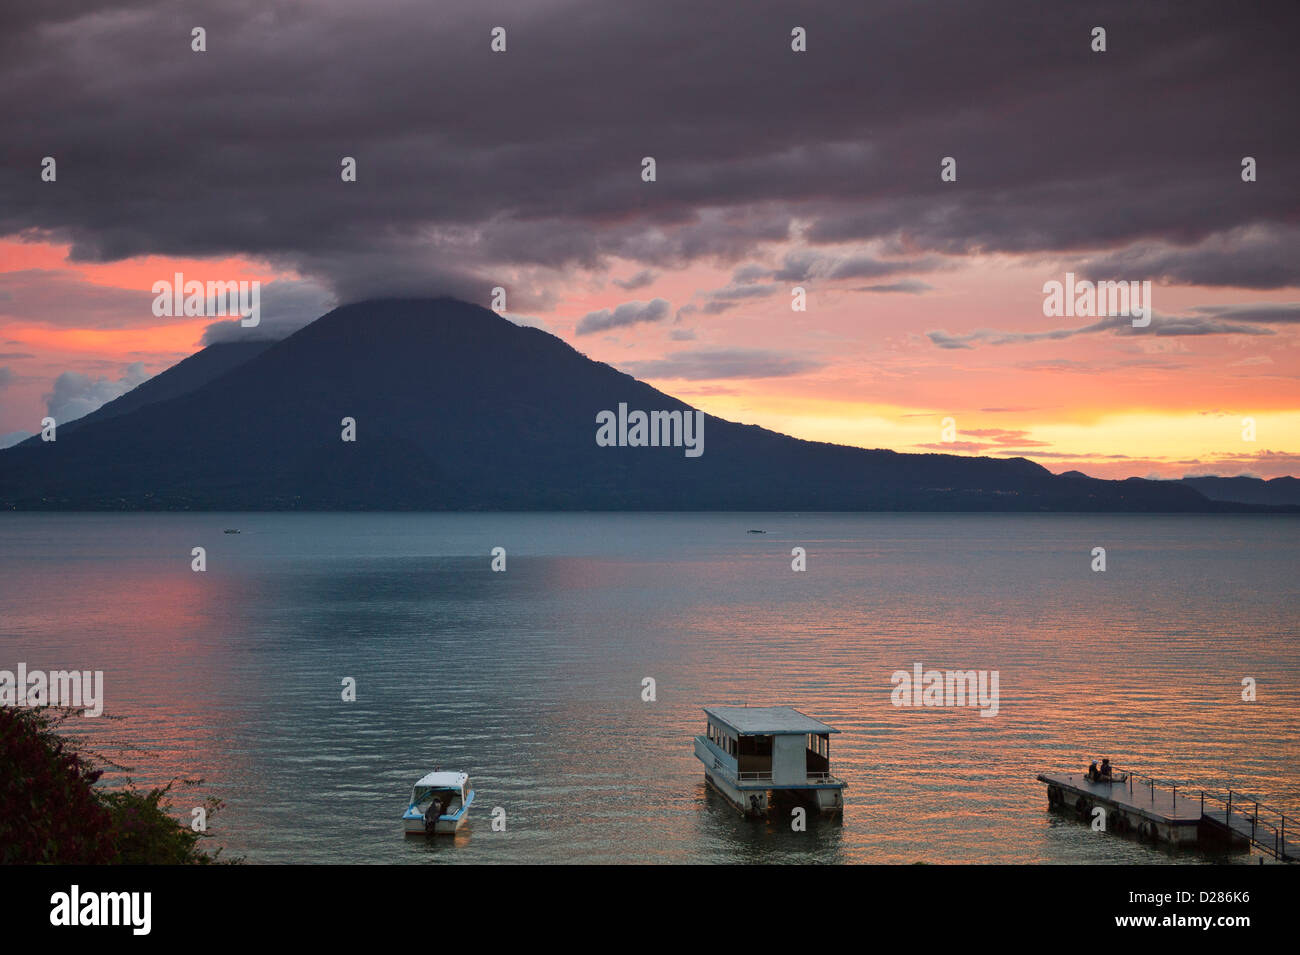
1038, 769, 1299, 862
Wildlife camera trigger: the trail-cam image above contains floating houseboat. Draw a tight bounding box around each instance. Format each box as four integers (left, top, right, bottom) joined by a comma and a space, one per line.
694, 705, 846, 817
402, 770, 475, 835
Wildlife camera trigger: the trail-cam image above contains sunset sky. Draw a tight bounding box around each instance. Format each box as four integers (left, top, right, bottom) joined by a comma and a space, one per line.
2, 0, 1297, 478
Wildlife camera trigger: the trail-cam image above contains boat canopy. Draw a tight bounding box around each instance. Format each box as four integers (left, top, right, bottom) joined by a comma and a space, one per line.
413, 771, 468, 790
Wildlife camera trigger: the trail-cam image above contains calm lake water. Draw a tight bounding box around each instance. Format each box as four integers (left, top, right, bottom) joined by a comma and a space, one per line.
1, 512, 1297, 864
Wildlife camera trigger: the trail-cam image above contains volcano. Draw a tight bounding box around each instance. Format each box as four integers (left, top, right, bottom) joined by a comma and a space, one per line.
0, 298, 1251, 511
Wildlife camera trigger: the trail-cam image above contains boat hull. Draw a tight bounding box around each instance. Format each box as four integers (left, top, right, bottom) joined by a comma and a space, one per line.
403, 814, 468, 835
402, 790, 475, 836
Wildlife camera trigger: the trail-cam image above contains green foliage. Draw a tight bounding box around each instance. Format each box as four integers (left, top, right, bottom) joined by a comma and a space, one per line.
0, 705, 115, 863
99, 785, 230, 865
0, 706, 237, 864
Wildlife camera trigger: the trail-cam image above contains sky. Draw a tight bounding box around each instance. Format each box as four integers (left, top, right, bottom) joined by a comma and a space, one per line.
1, 0, 1297, 478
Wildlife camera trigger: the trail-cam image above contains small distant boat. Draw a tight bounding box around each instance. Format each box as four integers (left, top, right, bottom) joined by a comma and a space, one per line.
403, 770, 474, 835
746, 529, 766, 534
223, 528, 240, 534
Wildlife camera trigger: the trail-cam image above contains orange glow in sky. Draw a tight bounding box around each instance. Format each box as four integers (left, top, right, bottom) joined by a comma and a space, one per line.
2, 240, 1297, 478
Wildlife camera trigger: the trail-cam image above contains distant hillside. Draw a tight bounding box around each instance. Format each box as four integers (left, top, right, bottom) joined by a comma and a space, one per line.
0, 298, 1286, 512
1180, 475, 1300, 507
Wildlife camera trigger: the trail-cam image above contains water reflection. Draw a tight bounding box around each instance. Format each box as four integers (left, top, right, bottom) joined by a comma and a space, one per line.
0, 512, 1295, 864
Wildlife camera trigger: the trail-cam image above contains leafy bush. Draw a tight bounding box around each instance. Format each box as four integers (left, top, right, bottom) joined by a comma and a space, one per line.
0, 706, 234, 864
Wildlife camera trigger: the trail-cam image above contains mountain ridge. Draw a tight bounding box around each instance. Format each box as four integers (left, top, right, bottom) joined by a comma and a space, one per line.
0, 297, 1290, 512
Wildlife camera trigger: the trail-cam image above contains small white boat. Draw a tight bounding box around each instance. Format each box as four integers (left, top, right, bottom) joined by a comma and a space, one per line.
402, 771, 474, 835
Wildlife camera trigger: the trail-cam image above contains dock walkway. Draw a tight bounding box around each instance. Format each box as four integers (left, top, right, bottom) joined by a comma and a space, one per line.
1037, 769, 1298, 862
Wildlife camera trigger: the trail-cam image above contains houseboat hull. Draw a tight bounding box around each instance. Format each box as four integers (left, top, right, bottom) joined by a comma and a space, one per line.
704, 768, 844, 818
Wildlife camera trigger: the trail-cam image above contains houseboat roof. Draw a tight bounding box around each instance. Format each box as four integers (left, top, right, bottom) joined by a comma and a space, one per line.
414, 771, 467, 789
703, 705, 839, 736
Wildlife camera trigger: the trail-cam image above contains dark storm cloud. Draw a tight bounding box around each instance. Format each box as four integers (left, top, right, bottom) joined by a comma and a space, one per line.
765, 249, 941, 284
576, 297, 671, 335
826, 256, 944, 281
1, 0, 1297, 306
926, 305, 1288, 349
613, 269, 659, 291
620, 348, 825, 380
854, 280, 934, 294
709, 283, 779, 300
1077, 227, 1300, 290
200, 279, 337, 344
1187, 303, 1300, 325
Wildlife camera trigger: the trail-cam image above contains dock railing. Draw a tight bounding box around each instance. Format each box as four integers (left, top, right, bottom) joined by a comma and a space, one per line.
1116, 766, 1293, 861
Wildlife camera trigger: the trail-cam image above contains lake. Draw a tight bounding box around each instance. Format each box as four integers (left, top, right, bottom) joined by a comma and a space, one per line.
1, 512, 1296, 863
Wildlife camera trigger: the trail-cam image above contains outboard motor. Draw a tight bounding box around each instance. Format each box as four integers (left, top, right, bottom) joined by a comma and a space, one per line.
424, 792, 453, 834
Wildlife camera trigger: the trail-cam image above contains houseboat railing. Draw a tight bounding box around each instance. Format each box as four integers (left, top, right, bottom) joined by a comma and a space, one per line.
697, 735, 840, 786
734, 770, 838, 783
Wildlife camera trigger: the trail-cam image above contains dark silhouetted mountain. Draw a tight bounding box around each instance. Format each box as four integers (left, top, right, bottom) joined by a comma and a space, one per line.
1180, 475, 1300, 507
21, 340, 276, 442
0, 298, 1287, 511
